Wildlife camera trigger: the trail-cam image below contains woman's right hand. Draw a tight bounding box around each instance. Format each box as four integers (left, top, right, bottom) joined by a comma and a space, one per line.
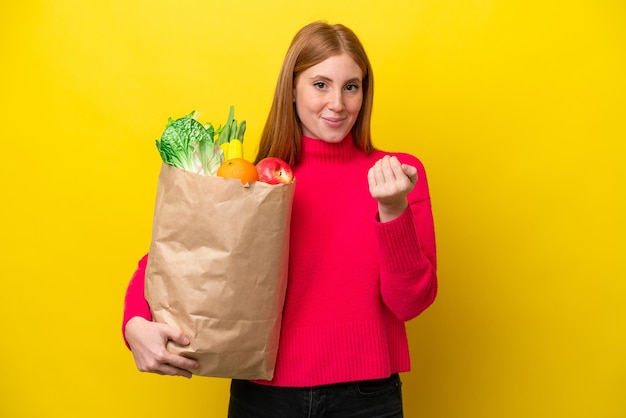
124, 316, 199, 378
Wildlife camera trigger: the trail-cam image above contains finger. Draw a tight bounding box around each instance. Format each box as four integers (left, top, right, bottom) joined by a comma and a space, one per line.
388, 155, 401, 168
165, 352, 199, 371
152, 349, 198, 374
380, 156, 396, 182
166, 328, 191, 347
367, 165, 377, 188
401, 164, 418, 184
159, 363, 194, 379
156, 323, 191, 347
388, 156, 406, 178
372, 158, 385, 186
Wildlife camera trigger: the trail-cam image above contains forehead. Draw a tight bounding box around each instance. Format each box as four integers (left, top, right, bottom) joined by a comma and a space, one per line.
303, 53, 363, 80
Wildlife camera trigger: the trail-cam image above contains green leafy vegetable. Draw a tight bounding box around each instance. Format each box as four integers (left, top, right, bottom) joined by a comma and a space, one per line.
155, 110, 224, 175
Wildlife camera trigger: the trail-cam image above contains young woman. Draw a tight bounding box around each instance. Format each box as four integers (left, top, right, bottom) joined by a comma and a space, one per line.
123, 21, 437, 417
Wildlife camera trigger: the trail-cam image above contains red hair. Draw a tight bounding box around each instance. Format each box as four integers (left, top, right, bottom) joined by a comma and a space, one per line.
255, 22, 375, 166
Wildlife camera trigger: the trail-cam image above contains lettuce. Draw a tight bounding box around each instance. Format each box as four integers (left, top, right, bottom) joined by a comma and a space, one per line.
155, 110, 224, 175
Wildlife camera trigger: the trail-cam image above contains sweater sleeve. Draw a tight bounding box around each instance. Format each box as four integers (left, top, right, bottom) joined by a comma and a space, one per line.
375, 156, 438, 321
121, 254, 153, 348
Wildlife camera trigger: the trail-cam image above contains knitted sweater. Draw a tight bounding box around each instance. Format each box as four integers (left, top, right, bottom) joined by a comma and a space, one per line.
122, 134, 437, 387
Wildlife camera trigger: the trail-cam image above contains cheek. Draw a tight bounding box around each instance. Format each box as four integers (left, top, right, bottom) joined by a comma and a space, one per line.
297, 94, 324, 114
294, 95, 307, 118
348, 96, 364, 115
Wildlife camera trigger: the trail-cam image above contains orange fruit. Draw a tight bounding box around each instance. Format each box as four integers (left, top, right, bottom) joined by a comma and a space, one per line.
216, 158, 259, 185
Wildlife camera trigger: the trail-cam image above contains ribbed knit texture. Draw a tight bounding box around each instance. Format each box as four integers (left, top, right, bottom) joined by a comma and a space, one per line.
122, 134, 437, 387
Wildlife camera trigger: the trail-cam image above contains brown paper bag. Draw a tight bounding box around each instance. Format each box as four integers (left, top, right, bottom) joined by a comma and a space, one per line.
144, 163, 295, 380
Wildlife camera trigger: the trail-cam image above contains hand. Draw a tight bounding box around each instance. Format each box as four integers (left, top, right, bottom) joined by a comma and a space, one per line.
368, 155, 418, 222
124, 316, 199, 378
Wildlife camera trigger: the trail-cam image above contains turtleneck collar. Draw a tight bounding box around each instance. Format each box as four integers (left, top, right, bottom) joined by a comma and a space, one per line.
298, 133, 363, 168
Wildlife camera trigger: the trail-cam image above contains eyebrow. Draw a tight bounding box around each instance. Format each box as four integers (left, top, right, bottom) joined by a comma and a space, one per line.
308, 75, 362, 84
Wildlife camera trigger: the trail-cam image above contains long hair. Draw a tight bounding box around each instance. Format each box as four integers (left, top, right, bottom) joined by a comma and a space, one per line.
255, 22, 375, 166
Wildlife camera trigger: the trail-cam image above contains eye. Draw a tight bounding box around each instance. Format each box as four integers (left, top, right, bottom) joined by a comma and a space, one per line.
313, 81, 327, 89
345, 83, 360, 92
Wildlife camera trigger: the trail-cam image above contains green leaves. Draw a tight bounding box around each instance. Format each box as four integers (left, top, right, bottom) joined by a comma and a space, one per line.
155, 111, 224, 175
215, 105, 245, 146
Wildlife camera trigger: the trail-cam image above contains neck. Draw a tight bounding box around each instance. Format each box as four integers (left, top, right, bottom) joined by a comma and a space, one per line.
298, 134, 361, 168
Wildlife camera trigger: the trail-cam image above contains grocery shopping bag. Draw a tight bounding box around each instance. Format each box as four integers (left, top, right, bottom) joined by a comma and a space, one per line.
144, 162, 295, 380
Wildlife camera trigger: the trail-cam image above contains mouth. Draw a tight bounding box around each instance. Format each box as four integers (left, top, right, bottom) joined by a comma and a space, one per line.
321, 116, 346, 127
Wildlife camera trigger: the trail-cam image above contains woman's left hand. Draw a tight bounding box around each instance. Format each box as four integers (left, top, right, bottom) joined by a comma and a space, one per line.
368, 155, 418, 222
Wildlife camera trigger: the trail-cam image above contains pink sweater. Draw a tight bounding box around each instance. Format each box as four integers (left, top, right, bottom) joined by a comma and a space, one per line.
123, 134, 437, 387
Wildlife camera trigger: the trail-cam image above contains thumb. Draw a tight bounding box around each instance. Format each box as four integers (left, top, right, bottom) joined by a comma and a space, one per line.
401, 164, 418, 184
161, 325, 191, 346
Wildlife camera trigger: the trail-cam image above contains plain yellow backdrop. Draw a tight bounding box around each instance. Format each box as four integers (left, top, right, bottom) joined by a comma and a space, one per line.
1, 1, 624, 417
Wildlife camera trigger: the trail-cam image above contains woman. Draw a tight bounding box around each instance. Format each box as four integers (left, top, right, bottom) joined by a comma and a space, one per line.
123, 21, 437, 417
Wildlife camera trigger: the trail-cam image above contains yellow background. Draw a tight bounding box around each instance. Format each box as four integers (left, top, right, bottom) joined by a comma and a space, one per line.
1, 1, 624, 417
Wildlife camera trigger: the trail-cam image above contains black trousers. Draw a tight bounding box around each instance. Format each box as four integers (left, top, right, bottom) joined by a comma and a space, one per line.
228, 373, 403, 418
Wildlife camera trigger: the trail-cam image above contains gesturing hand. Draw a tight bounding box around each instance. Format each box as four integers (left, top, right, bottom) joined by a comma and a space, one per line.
367, 155, 418, 222
125, 316, 199, 378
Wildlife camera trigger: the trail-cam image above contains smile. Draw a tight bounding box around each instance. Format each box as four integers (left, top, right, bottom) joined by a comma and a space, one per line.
321, 116, 346, 127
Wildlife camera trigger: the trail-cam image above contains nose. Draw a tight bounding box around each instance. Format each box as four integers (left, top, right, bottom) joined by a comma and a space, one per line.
327, 88, 345, 112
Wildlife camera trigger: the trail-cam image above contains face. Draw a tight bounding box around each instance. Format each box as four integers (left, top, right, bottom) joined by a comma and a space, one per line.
293, 53, 363, 143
